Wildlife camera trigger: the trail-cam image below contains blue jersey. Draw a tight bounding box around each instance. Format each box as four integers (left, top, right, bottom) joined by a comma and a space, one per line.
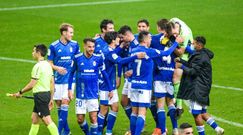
94, 36, 108, 54
69, 53, 108, 99
99, 46, 138, 91
150, 34, 175, 83
48, 40, 80, 84
130, 42, 178, 90
153, 47, 177, 83
117, 39, 139, 79
151, 33, 164, 50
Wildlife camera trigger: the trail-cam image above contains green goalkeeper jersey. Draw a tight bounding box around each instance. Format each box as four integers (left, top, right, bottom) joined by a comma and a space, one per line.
31, 60, 53, 93
170, 18, 193, 61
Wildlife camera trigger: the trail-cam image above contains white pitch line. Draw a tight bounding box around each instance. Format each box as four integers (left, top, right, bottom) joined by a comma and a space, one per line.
0, 0, 145, 11
212, 115, 243, 128
0, 57, 35, 63
212, 84, 243, 91
1, 56, 243, 128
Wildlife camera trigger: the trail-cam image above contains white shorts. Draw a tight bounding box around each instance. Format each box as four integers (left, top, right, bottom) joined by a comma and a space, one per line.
53, 83, 75, 100
189, 100, 207, 115
75, 98, 99, 114
130, 89, 152, 107
153, 81, 174, 98
99, 89, 119, 105
122, 79, 131, 98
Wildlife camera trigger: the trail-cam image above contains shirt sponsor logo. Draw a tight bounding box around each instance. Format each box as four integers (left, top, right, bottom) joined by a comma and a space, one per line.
131, 80, 148, 84
84, 69, 94, 73
60, 56, 71, 60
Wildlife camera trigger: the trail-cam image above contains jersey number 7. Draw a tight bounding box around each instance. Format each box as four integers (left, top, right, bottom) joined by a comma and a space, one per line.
135, 59, 142, 76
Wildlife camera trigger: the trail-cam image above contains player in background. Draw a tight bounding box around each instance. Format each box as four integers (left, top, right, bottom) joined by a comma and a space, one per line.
97, 31, 145, 135
14, 44, 58, 135
95, 19, 114, 54
134, 19, 150, 39
129, 31, 178, 135
152, 21, 180, 135
48, 23, 80, 135
170, 18, 193, 118
68, 38, 112, 135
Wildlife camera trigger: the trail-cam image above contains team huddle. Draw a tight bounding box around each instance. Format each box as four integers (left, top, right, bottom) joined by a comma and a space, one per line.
13, 18, 224, 135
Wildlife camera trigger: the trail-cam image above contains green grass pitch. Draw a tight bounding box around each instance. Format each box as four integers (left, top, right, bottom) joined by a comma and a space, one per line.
0, 0, 243, 134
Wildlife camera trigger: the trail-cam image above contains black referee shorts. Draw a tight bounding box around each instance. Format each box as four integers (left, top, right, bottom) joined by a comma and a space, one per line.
33, 91, 51, 118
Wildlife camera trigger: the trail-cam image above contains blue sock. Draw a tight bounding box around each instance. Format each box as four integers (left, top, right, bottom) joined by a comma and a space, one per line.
63, 106, 70, 134
150, 101, 159, 128
106, 110, 118, 134
168, 105, 178, 129
206, 117, 218, 129
90, 123, 98, 135
124, 105, 132, 120
58, 105, 69, 134
135, 115, 145, 135
157, 107, 166, 133
130, 113, 137, 135
97, 113, 105, 134
80, 120, 90, 135
197, 125, 205, 135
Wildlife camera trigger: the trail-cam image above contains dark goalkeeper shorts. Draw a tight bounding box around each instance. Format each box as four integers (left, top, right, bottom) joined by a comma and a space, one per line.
33, 91, 51, 118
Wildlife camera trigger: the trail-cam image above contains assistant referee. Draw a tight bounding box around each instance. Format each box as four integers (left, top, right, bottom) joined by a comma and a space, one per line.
14, 44, 59, 135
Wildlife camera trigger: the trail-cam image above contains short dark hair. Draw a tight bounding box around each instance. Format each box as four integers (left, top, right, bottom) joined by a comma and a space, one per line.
59, 23, 73, 35
137, 19, 149, 26
138, 31, 150, 43
100, 19, 114, 32
179, 123, 193, 129
104, 31, 118, 44
195, 36, 206, 45
34, 44, 47, 57
165, 22, 174, 37
83, 37, 95, 44
157, 18, 169, 30
118, 25, 132, 35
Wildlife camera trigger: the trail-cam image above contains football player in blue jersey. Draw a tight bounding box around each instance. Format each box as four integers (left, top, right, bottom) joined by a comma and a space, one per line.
134, 19, 150, 40
152, 21, 180, 135
94, 19, 115, 54
117, 25, 140, 135
68, 38, 112, 135
48, 23, 80, 135
97, 31, 145, 135
129, 31, 178, 135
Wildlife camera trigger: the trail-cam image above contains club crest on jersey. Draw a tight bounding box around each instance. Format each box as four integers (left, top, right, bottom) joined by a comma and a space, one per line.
70, 47, 73, 52
93, 61, 96, 66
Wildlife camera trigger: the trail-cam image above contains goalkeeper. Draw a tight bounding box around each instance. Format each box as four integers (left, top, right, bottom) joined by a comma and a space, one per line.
170, 17, 194, 119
